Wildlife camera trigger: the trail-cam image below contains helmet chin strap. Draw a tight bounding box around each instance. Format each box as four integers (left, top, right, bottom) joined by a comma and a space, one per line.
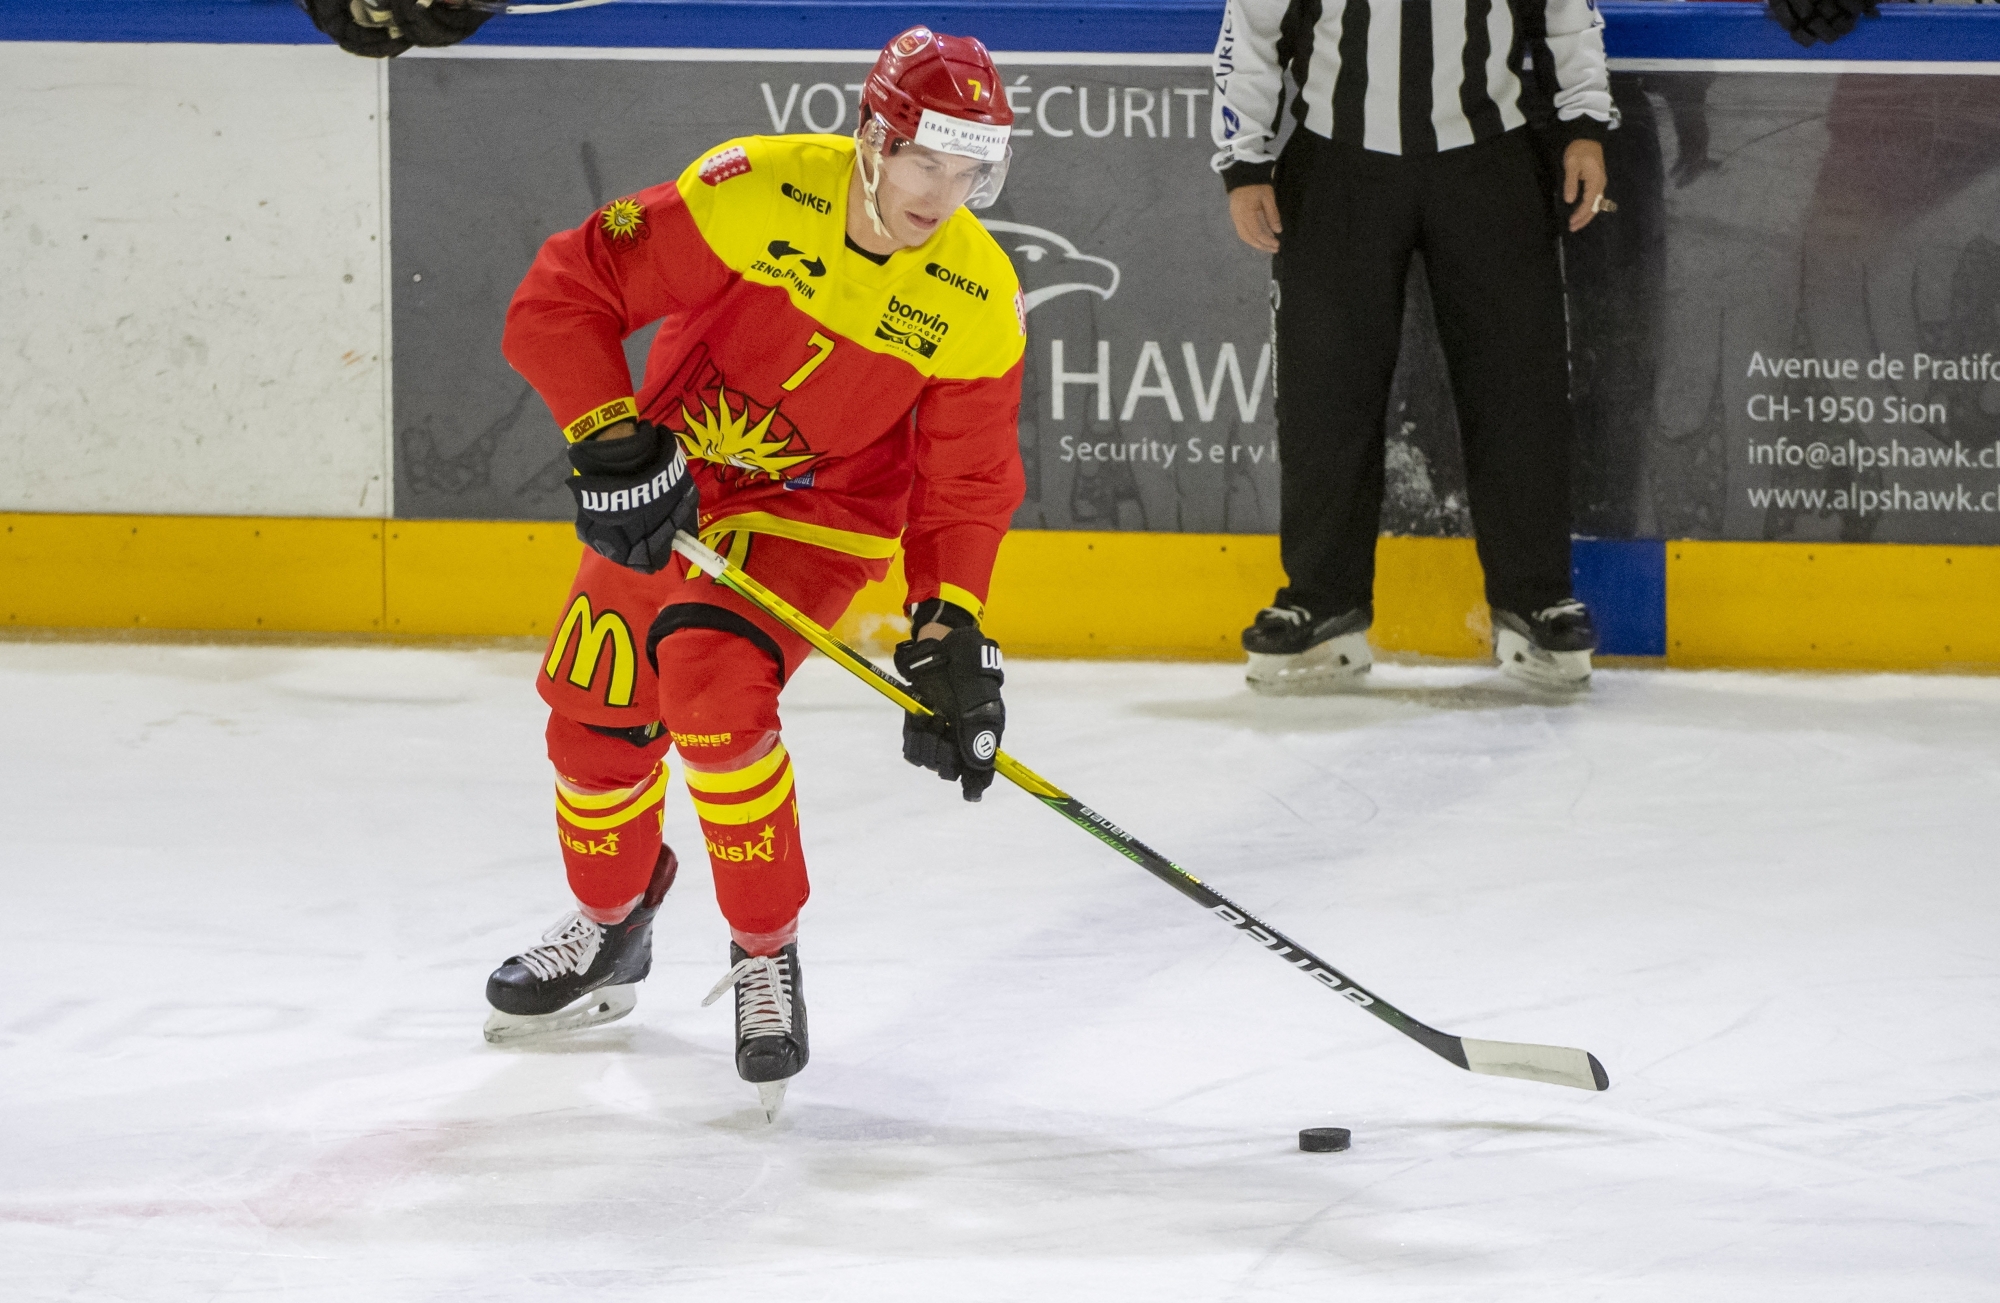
855, 128, 895, 242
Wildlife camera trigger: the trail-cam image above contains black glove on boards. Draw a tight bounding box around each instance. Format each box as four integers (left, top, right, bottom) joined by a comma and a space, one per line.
894, 616, 1006, 803
297, 0, 492, 58
1767, 0, 1876, 48
566, 422, 699, 575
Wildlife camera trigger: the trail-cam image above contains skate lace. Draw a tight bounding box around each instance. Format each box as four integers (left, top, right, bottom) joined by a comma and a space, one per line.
1534, 599, 1589, 624
516, 913, 603, 982
701, 954, 793, 1038
1257, 605, 1309, 627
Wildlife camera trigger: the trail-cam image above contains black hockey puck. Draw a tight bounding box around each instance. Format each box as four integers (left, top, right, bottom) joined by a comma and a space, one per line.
1299, 1127, 1351, 1153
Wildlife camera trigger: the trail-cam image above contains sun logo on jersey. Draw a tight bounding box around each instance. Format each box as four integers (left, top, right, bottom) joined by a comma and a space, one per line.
659, 345, 819, 484
599, 198, 646, 241
675, 391, 817, 481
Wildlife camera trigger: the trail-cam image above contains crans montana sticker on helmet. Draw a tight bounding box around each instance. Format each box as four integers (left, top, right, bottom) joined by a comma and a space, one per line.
699, 146, 752, 186
892, 27, 931, 56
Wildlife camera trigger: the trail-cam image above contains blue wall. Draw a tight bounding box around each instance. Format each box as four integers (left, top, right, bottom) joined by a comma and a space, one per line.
7, 0, 2000, 59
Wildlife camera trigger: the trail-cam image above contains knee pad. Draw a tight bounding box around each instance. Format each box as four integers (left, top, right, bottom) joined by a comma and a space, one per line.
652, 610, 785, 766
546, 711, 668, 789
648, 602, 784, 680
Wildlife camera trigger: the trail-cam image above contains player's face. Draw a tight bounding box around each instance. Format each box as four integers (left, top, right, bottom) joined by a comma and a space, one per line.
874, 142, 989, 245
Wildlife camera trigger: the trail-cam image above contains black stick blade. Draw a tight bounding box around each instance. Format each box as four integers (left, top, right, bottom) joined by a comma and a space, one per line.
1460, 1038, 1610, 1091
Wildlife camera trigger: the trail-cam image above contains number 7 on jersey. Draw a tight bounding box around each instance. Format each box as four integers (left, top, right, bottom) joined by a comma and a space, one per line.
781, 332, 836, 392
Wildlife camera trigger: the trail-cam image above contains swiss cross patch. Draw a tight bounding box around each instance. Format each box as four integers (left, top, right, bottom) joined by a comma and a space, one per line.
699, 146, 752, 186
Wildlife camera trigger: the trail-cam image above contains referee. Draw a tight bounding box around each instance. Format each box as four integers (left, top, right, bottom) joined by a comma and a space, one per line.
1214, 0, 1615, 691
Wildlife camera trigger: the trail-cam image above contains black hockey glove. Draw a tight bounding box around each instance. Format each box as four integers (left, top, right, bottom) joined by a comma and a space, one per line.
296, 0, 491, 57
1767, 0, 1875, 48
388, 0, 493, 48
894, 610, 1005, 803
297, 0, 411, 57
565, 421, 698, 575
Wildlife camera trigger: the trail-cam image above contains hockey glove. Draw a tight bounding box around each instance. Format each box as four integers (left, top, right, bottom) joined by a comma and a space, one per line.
566, 421, 698, 575
296, 0, 489, 57
894, 617, 1005, 803
387, 0, 493, 48
1767, 0, 1875, 47
297, 0, 412, 58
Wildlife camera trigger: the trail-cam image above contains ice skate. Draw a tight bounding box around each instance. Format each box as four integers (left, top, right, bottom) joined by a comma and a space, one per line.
483, 848, 677, 1044
1493, 599, 1596, 689
702, 942, 808, 1121
1242, 604, 1372, 695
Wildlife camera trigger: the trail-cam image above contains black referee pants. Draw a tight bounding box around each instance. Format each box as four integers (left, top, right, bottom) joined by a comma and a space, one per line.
1271, 127, 1575, 619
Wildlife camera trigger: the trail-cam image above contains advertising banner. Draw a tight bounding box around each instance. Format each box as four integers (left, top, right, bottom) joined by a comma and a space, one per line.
1587, 70, 2000, 546
391, 59, 2000, 545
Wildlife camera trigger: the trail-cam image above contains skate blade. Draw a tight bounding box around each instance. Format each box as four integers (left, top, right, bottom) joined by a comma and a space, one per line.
1494, 628, 1592, 689
757, 1080, 788, 1122
1245, 634, 1372, 696
483, 983, 637, 1045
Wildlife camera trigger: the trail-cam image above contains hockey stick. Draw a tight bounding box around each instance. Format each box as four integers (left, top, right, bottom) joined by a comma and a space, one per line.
450, 0, 619, 13
669, 531, 1609, 1093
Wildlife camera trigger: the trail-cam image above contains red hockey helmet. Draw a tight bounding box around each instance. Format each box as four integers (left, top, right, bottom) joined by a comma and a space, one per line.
858, 27, 1013, 210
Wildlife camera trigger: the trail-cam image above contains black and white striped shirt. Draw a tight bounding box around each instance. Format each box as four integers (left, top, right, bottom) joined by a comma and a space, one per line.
1211, 0, 1615, 180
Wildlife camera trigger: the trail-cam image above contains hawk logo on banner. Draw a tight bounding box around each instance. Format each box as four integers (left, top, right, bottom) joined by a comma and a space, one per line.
660, 346, 819, 483
599, 197, 646, 241
980, 220, 1121, 313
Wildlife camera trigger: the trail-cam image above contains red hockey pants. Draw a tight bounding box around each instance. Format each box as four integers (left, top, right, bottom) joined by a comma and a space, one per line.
536, 532, 880, 950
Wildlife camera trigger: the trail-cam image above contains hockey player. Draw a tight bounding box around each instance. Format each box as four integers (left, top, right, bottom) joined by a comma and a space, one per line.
485, 27, 1026, 1117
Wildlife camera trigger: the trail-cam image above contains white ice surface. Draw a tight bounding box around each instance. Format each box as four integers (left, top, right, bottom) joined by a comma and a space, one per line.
2, 644, 1997, 1300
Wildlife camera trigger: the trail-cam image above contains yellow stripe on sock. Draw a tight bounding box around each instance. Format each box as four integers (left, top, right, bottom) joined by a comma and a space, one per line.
681, 743, 788, 795
690, 766, 795, 826
557, 769, 667, 830
556, 766, 663, 811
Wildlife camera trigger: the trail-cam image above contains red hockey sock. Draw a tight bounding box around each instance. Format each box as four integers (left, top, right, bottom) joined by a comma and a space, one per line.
555, 767, 668, 923
656, 622, 811, 954
546, 712, 672, 923
680, 731, 808, 949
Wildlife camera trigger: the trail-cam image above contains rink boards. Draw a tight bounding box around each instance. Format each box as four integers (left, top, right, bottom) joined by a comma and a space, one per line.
8, 513, 2000, 669
4, 3, 2000, 666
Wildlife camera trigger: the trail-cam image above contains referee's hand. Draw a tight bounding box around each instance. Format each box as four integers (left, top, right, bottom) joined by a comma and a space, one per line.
1229, 185, 1283, 254
1564, 140, 1610, 232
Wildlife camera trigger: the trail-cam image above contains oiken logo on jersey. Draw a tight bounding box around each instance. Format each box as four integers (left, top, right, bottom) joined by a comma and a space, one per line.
780, 182, 832, 215
923, 261, 989, 301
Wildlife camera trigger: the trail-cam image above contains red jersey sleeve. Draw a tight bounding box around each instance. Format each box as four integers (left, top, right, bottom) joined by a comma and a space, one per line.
502, 179, 730, 442
900, 358, 1027, 619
